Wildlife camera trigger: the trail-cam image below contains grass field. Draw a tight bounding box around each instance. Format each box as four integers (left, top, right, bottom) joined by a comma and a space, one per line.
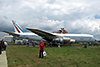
6, 46, 100, 67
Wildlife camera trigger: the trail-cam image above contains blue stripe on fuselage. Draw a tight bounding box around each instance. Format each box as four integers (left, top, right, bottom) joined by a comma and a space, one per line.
64, 36, 92, 41
19, 35, 40, 37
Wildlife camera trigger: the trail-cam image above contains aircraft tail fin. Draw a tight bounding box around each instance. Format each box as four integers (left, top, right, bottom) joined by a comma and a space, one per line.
12, 20, 25, 33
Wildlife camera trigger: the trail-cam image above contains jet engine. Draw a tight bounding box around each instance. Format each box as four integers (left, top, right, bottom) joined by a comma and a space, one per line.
53, 37, 70, 43
70, 39, 75, 43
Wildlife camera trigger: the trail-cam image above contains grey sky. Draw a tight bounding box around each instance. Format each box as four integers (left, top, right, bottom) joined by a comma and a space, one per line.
0, 0, 100, 39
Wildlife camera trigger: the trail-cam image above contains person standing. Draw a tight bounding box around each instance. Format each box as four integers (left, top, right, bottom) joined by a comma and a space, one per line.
1, 40, 4, 51
3, 41, 8, 51
0, 41, 2, 55
39, 40, 45, 58
58, 43, 60, 48
18, 41, 21, 46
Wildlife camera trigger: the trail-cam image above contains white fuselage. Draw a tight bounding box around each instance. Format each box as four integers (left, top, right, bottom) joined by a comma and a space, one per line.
15, 32, 42, 40
16, 32, 95, 42
52, 33, 94, 42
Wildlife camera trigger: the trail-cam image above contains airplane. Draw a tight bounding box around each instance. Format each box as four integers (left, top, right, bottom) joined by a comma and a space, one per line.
2, 20, 43, 41
26, 28, 98, 44
2, 20, 98, 45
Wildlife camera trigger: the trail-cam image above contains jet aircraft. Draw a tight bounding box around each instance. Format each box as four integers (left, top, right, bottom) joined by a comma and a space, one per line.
2, 20, 43, 41
26, 28, 97, 44
2, 20, 98, 45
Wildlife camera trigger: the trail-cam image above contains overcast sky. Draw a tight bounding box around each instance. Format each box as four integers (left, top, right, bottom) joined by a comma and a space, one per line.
0, 0, 100, 39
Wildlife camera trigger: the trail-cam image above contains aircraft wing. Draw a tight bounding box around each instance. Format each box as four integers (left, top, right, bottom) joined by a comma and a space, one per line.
26, 28, 61, 41
2, 30, 19, 36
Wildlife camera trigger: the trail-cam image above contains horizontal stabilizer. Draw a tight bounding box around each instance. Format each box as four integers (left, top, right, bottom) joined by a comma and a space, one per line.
2, 30, 19, 36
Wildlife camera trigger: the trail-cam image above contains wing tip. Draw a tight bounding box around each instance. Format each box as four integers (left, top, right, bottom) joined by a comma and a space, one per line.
26, 28, 31, 30
26, 28, 37, 30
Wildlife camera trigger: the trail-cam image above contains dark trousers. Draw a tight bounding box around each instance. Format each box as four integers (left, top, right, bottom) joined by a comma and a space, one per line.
0, 49, 2, 54
39, 50, 43, 58
3, 45, 6, 51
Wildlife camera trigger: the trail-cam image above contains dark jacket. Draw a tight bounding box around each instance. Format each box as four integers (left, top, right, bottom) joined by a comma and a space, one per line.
0, 41, 1, 48
0, 41, 2, 49
1, 41, 4, 49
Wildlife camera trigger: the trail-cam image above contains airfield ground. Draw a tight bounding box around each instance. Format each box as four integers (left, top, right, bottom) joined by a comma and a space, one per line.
6, 45, 100, 67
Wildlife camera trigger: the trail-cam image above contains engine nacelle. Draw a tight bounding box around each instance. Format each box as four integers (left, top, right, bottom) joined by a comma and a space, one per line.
70, 39, 75, 43
53, 37, 70, 43
53, 38, 63, 42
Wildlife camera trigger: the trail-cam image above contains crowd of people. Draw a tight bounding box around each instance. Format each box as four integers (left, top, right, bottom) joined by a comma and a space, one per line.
0, 40, 8, 55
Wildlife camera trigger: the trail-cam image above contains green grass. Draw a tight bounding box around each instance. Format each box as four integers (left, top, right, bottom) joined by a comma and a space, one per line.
6, 46, 100, 67
8, 42, 17, 45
